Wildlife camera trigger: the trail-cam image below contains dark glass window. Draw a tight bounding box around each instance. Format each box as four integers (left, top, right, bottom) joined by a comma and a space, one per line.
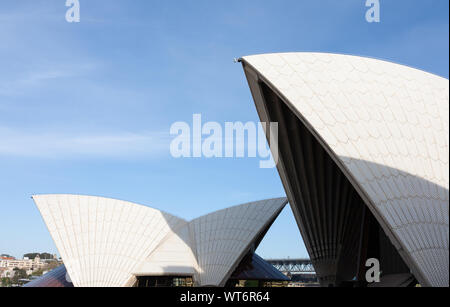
136, 276, 193, 287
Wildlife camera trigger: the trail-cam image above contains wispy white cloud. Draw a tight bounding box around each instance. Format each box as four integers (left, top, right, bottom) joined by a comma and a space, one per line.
0, 70, 67, 96
0, 62, 98, 96
0, 127, 171, 159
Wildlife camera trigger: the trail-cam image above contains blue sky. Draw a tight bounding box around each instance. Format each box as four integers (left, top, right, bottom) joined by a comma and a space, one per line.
0, 0, 448, 259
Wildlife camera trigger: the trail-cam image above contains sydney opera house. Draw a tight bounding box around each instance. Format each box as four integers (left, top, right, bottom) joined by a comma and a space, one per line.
28, 53, 448, 287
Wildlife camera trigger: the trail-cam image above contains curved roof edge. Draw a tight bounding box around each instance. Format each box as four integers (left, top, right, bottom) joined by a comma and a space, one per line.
32, 194, 187, 223
240, 52, 449, 81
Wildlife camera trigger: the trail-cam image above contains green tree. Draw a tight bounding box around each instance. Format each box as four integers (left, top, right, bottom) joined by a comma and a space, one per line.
1, 277, 12, 287
31, 261, 60, 277
32, 269, 45, 277
23, 253, 38, 260
23, 252, 54, 260
11, 268, 28, 285
40, 253, 54, 260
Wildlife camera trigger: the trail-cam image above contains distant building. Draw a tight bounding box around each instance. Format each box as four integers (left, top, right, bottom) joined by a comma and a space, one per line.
0, 255, 46, 271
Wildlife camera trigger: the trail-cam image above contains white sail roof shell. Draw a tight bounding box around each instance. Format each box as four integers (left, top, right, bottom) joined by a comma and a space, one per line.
33, 195, 287, 287
33, 195, 187, 287
241, 52, 449, 287
134, 223, 198, 277
189, 198, 288, 286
